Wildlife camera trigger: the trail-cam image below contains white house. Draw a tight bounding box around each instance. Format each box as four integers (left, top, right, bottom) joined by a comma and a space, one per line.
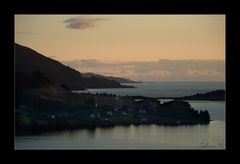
122, 112, 127, 116
134, 99, 143, 102
139, 109, 146, 114
51, 115, 55, 119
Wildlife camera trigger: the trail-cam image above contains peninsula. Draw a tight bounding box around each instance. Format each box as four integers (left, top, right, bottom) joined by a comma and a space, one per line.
174, 90, 225, 101
16, 85, 210, 135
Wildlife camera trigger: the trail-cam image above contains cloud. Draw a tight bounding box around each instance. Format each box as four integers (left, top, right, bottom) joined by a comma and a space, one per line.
79, 59, 101, 67
61, 59, 225, 82
185, 70, 223, 76
63, 16, 109, 30
61, 59, 97, 68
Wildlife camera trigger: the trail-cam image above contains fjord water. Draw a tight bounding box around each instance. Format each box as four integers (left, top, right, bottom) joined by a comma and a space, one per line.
73, 82, 225, 97
15, 82, 225, 149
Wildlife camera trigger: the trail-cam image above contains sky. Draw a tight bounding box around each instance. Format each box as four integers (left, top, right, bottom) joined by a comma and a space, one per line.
15, 15, 225, 82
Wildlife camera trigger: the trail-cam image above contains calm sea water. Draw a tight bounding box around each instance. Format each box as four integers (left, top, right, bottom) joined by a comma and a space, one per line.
15, 82, 225, 149
73, 82, 225, 97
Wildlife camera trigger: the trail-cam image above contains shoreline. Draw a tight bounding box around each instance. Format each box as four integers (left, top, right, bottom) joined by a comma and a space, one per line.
15, 121, 212, 136
16, 90, 222, 136
72, 89, 225, 101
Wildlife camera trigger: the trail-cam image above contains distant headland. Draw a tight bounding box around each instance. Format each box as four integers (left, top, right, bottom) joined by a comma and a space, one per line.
174, 90, 225, 101
15, 43, 135, 90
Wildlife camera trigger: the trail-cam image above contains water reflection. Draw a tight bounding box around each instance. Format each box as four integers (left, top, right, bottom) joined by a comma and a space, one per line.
86, 129, 96, 139
15, 100, 225, 150
16, 121, 225, 149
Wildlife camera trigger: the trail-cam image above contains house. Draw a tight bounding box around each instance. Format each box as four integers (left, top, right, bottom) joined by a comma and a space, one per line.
176, 121, 181, 124
90, 114, 95, 119
99, 118, 109, 125
107, 111, 113, 116
140, 118, 148, 123
135, 99, 143, 102
139, 109, 146, 114
128, 108, 134, 112
122, 112, 127, 116
114, 107, 119, 112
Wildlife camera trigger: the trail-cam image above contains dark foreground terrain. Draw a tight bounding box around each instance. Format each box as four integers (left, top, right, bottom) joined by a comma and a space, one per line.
15, 88, 210, 135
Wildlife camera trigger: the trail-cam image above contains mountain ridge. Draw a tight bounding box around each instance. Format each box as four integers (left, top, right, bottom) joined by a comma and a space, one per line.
15, 43, 133, 90
81, 72, 141, 83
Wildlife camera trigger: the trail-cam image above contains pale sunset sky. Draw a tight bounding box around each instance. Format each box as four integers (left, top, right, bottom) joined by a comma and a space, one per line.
15, 15, 225, 82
